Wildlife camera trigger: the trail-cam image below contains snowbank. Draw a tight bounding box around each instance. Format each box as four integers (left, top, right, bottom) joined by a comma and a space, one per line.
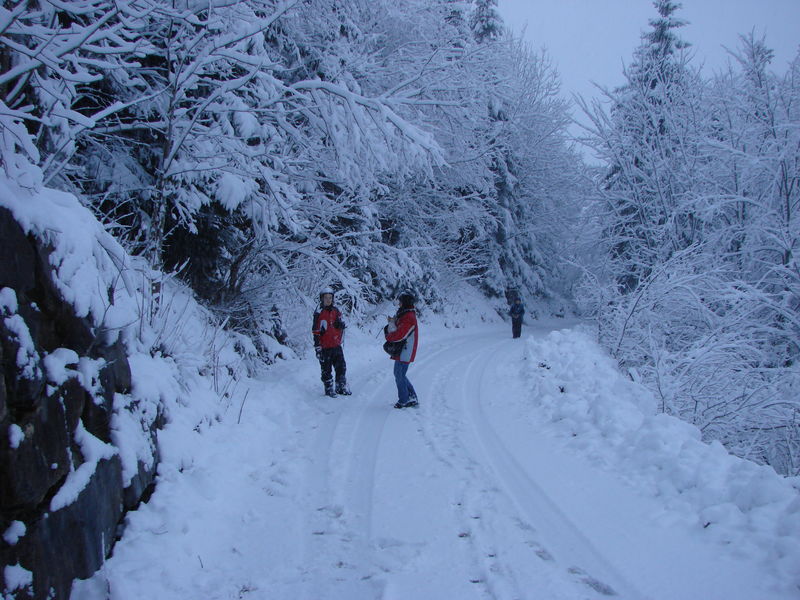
2, 170, 263, 596
1, 172, 258, 477
525, 327, 800, 588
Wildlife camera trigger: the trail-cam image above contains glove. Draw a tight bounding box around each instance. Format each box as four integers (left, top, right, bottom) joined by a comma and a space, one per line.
334, 319, 345, 330
315, 346, 323, 361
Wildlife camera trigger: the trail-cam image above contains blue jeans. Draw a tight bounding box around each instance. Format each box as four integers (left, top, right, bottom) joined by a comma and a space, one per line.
393, 360, 417, 405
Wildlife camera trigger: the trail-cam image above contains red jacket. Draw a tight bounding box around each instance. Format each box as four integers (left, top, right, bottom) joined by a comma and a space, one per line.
385, 308, 418, 363
312, 306, 345, 349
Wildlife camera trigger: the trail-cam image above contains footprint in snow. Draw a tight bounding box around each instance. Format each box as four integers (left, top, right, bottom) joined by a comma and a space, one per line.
567, 566, 617, 596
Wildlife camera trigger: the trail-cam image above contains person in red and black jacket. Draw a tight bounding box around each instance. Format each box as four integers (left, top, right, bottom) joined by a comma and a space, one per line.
312, 288, 351, 397
384, 289, 419, 408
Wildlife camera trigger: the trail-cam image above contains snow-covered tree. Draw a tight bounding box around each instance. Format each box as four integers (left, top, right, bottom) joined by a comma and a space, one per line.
0, 0, 153, 184
578, 2, 800, 474
593, 0, 697, 293
469, 0, 502, 43
3, 0, 584, 356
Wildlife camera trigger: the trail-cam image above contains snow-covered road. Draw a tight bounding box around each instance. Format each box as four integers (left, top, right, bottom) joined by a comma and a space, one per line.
86, 321, 797, 599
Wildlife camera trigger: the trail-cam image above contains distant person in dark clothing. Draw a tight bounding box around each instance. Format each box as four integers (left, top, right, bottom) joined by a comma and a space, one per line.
312, 288, 351, 397
510, 298, 525, 338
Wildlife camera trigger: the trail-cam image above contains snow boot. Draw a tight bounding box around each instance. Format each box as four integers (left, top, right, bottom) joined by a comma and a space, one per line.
394, 400, 418, 409
324, 382, 337, 398
336, 382, 351, 396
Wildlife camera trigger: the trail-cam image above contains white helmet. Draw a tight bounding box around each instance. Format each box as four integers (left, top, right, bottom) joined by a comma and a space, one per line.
319, 287, 335, 303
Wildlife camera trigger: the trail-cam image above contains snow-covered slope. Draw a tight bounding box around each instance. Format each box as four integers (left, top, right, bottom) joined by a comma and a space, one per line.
77, 317, 800, 599
1, 174, 257, 598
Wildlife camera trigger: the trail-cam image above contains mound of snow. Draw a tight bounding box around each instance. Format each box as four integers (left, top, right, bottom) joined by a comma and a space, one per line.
525, 327, 800, 588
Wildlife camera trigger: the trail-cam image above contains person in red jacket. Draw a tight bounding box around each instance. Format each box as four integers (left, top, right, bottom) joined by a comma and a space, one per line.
384, 289, 419, 408
312, 288, 351, 397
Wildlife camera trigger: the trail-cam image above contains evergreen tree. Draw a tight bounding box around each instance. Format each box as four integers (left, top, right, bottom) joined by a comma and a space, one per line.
597, 0, 695, 294
469, 0, 502, 43
579, 6, 800, 474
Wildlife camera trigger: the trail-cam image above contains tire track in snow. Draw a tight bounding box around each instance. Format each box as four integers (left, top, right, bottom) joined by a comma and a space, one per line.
341, 341, 460, 542
414, 336, 530, 599
412, 331, 645, 599
299, 327, 646, 599
298, 363, 392, 599
461, 338, 647, 600
298, 339, 462, 599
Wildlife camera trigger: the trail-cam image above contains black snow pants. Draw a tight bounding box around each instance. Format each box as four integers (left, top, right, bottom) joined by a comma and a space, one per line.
511, 316, 523, 339
319, 345, 347, 390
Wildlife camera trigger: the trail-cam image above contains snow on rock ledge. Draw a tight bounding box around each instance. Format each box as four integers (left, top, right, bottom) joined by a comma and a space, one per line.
1, 170, 249, 599
0, 179, 157, 600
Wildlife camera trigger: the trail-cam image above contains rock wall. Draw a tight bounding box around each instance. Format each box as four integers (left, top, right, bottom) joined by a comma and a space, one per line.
0, 207, 159, 599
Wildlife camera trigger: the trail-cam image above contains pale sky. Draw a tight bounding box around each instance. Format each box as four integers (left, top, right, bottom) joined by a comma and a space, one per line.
496, 0, 800, 112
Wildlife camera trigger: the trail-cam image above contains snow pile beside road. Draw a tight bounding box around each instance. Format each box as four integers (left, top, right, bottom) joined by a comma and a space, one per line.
525, 327, 800, 590
2, 174, 263, 598
1, 175, 254, 485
